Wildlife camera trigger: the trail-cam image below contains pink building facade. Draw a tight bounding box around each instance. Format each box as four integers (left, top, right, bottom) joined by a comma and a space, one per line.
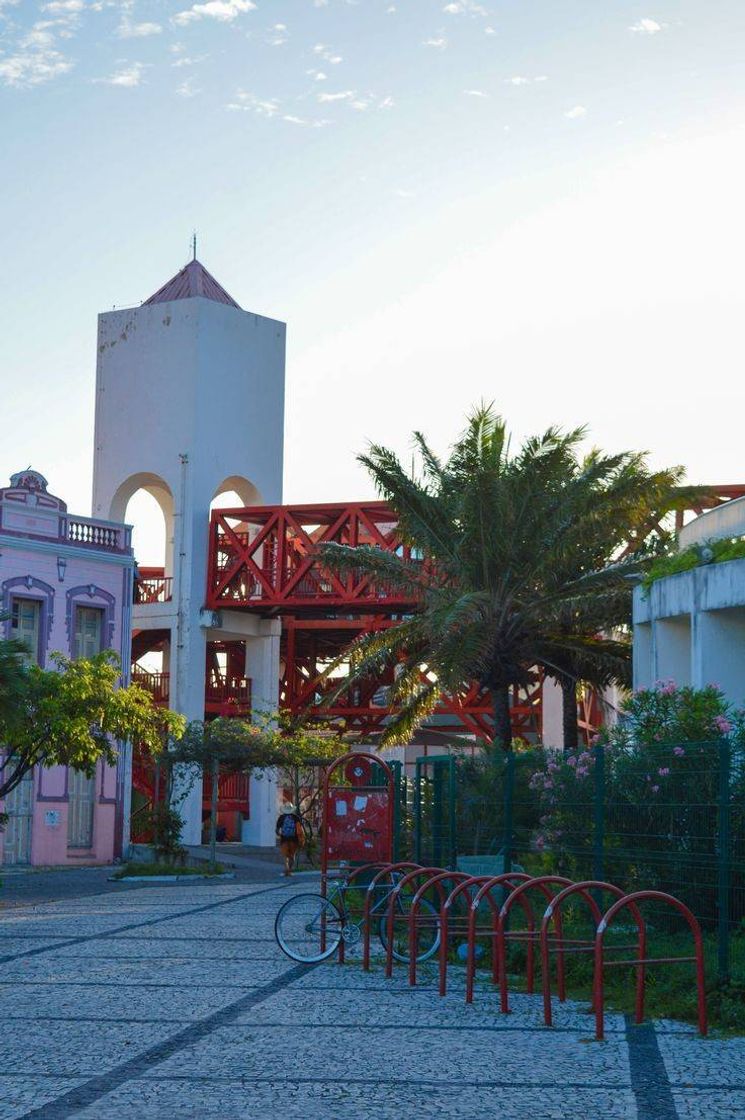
0, 469, 134, 867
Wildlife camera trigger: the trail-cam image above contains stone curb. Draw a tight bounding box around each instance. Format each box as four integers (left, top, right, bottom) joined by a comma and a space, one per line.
107, 873, 237, 883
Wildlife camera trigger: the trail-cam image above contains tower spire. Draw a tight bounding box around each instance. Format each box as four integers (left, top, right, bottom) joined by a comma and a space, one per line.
191, 230, 197, 261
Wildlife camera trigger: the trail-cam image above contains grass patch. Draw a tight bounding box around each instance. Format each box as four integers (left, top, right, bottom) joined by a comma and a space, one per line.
113, 861, 226, 879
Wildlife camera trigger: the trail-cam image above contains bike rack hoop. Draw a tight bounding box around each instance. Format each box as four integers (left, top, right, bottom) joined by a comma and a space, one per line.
593, 889, 707, 1041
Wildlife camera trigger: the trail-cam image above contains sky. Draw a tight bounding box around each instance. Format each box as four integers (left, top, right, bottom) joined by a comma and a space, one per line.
2, 0, 745, 561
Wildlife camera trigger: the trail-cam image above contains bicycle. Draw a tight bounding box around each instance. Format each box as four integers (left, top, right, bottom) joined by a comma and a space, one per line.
274, 870, 441, 964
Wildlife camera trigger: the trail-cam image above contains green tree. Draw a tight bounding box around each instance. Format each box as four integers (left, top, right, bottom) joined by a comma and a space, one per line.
157, 713, 342, 863
316, 405, 687, 750
0, 648, 184, 805
536, 449, 700, 749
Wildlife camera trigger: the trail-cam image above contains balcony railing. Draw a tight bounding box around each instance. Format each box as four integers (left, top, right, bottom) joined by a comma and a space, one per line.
135, 576, 173, 604
67, 517, 131, 552
131, 668, 170, 704
205, 676, 252, 713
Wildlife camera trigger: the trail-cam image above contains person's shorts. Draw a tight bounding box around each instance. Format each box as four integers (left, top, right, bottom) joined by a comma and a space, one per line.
279, 838, 299, 858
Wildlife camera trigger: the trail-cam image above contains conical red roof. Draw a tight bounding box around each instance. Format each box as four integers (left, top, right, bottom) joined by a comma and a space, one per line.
143, 259, 240, 308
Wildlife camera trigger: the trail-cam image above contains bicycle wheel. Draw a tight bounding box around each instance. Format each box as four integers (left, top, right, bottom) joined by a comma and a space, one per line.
378, 895, 441, 963
275, 893, 343, 963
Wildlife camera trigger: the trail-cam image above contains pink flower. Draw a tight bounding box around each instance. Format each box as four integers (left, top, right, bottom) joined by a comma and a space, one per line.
535, 836, 546, 851
713, 716, 732, 734
576, 767, 589, 778
658, 767, 670, 777
566, 756, 577, 768
651, 785, 660, 793
673, 746, 685, 757
543, 780, 554, 790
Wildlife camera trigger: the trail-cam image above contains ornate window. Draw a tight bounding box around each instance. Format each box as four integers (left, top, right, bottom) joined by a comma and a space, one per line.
1, 576, 55, 666
65, 586, 116, 653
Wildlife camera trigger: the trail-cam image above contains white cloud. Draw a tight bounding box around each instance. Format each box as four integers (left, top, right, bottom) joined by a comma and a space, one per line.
313, 42, 342, 63
228, 90, 280, 116
564, 104, 586, 119
42, 0, 84, 12
423, 36, 447, 49
442, 0, 486, 12
0, 46, 72, 86
629, 17, 663, 34
97, 61, 145, 86
505, 75, 548, 86
463, 88, 487, 97
318, 89, 354, 102
175, 77, 199, 96
174, 0, 255, 25
118, 19, 161, 37
172, 54, 205, 67
394, 188, 415, 198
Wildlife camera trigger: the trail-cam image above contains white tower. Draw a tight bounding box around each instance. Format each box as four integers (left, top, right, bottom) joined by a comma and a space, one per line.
92, 258, 285, 846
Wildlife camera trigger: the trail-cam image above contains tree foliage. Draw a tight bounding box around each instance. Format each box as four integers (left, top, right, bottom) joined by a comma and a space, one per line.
317, 405, 694, 748
0, 648, 184, 804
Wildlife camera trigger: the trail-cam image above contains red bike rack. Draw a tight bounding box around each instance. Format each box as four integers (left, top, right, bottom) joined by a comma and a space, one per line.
539, 881, 645, 1026
408, 871, 471, 988
438, 875, 515, 997
593, 889, 708, 1041
334, 861, 394, 965
362, 862, 422, 971
493, 875, 574, 1013
384, 867, 450, 979
464, 874, 536, 1004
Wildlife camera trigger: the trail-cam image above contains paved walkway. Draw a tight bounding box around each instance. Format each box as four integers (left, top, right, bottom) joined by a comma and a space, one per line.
0, 877, 743, 1119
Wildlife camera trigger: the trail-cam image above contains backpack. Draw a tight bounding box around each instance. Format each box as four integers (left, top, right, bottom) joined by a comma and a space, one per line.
280, 814, 298, 839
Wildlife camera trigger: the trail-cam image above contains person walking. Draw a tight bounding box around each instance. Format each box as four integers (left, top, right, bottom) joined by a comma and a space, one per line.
276, 804, 304, 876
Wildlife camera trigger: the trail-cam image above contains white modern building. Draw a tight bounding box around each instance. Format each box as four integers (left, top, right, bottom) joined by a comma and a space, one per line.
633, 499, 745, 705
92, 257, 286, 847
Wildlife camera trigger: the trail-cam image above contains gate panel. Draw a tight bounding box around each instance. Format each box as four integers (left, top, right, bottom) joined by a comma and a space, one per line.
67, 768, 95, 848
2, 770, 33, 865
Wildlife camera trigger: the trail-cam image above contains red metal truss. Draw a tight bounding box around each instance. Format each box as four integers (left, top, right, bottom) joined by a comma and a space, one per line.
279, 616, 543, 743
207, 502, 419, 611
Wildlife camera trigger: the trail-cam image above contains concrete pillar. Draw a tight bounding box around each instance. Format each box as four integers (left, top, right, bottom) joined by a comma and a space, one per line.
653, 616, 692, 686
242, 622, 282, 847
693, 608, 745, 705
633, 622, 653, 690
541, 676, 563, 748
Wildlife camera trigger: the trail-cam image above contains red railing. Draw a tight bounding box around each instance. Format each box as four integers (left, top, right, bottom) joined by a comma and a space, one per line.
131, 668, 170, 704
135, 568, 173, 604
204, 676, 252, 715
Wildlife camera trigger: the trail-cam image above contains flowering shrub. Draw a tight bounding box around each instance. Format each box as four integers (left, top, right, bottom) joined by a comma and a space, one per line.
527, 682, 745, 916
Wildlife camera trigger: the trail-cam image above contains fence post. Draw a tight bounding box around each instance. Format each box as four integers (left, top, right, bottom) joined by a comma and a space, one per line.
448, 755, 457, 871
502, 747, 515, 874
593, 741, 605, 883
717, 737, 731, 983
432, 760, 443, 868
414, 757, 422, 864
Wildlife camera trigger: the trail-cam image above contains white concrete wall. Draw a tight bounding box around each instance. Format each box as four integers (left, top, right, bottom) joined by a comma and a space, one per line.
92, 291, 286, 845
679, 496, 745, 550
633, 556, 745, 708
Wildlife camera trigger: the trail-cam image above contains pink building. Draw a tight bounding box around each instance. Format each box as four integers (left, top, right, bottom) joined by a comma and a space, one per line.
0, 469, 134, 867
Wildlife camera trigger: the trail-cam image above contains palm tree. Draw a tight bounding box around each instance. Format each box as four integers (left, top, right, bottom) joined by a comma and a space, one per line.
534, 449, 696, 748
316, 406, 689, 750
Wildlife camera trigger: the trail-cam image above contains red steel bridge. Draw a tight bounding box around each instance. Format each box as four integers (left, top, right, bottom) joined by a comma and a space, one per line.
206, 501, 564, 743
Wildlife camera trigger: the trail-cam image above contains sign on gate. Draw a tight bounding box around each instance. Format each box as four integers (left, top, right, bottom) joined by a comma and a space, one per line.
321, 753, 394, 871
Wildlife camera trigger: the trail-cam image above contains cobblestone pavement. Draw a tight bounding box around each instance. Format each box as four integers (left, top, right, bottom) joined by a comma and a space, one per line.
1, 877, 744, 1119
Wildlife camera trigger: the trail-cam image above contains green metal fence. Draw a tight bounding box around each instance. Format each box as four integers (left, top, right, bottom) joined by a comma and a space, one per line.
412, 741, 745, 982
